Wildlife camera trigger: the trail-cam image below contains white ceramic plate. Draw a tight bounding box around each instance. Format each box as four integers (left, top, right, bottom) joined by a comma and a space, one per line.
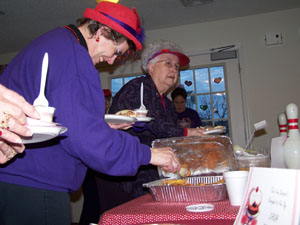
104, 114, 136, 124
22, 126, 67, 144
203, 128, 226, 135
135, 117, 154, 122
186, 204, 214, 213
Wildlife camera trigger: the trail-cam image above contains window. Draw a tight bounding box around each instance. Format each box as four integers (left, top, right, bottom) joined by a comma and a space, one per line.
179, 65, 229, 135
111, 75, 145, 96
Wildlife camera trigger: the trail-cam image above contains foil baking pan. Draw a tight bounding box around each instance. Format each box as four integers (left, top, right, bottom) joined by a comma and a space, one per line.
143, 176, 227, 202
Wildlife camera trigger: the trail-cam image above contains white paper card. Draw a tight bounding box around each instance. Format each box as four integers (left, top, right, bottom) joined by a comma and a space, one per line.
234, 167, 300, 225
271, 136, 288, 168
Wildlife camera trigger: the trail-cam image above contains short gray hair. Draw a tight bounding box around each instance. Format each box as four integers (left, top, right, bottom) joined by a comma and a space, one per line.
141, 40, 185, 72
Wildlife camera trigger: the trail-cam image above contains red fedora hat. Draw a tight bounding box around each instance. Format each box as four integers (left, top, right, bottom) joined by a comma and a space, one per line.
84, 1, 144, 50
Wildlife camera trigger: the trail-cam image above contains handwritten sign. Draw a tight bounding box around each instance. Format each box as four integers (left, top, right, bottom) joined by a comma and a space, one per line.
234, 167, 300, 225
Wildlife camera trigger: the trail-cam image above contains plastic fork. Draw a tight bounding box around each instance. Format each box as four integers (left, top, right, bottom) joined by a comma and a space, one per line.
33, 52, 49, 107
139, 82, 146, 110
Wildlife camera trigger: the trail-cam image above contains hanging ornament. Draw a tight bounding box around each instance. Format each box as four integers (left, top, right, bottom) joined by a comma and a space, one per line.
214, 77, 222, 84
200, 105, 208, 111
184, 80, 192, 86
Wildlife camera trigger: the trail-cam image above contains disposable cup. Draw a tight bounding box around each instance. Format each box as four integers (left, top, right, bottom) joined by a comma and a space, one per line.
223, 170, 249, 206
35, 106, 56, 122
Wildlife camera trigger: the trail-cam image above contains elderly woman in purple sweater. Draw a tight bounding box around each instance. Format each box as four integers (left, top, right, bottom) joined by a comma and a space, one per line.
95, 40, 205, 215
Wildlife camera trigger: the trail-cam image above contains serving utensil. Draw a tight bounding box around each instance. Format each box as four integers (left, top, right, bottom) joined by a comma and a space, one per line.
245, 120, 268, 150
139, 82, 146, 110
33, 52, 49, 107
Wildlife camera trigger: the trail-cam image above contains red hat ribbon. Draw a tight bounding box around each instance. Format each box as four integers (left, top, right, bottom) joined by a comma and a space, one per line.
98, 11, 144, 44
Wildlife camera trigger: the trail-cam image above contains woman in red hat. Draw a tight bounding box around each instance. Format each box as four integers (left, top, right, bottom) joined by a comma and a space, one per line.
95, 40, 205, 214
0, 2, 180, 225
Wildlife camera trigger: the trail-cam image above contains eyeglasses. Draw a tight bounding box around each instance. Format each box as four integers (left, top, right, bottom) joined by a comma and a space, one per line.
114, 47, 123, 57
156, 60, 180, 71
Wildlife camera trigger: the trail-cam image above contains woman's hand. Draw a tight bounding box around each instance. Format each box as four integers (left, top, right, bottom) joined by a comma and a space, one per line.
149, 147, 180, 173
0, 84, 40, 164
108, 122, 134, 130
186, 127, 205, 137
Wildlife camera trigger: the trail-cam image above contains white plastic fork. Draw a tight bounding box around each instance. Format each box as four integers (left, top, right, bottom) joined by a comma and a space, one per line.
139, 82, 146, 110
33, 52, 49, 107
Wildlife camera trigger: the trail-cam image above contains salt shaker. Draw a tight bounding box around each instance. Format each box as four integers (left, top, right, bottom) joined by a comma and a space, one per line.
278, 112, 287, 136
283, 103, 300, 169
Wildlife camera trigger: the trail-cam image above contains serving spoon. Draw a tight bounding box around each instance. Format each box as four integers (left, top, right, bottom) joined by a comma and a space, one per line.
33, 52, 49, 107
245, 120, 268, 150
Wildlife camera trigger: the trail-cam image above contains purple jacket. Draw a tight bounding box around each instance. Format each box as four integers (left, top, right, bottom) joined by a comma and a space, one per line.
0, 27, 150, 193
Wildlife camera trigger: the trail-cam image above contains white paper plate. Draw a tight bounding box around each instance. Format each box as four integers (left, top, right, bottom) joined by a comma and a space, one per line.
22, 126, 67, 144
104, 114, 136, 124
26, 117, 60, 127
186, 204, 214, 212
203, 128, 226, 135
135, 117, 154, 122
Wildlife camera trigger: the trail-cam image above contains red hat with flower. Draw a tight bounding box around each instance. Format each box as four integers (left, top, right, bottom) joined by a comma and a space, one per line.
84, 1, 144, 50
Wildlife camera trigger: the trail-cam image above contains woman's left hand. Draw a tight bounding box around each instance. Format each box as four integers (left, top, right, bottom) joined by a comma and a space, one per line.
108, 122, 134, 130
186, 127, 205, 136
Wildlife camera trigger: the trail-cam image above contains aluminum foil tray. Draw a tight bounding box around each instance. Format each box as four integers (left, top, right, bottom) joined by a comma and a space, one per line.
143, 176, 227, 202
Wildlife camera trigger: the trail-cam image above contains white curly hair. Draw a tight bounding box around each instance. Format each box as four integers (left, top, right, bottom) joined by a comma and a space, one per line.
141, 40, 185, 72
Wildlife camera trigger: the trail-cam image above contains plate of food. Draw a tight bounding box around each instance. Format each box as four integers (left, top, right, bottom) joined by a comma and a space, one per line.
114, 109, 153, 123
104, 114, 136, 124
22, 126, 67, 144
202, 126, 226, 135
115, 109, 138, 117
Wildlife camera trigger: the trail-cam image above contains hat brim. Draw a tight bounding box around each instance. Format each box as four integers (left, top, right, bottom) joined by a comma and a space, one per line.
171, 51, 190, 67
158, 51, 190, 67
84, 8, 142, 50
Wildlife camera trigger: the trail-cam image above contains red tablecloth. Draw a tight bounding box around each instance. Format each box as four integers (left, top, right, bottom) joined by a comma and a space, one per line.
98, 193, 239, 225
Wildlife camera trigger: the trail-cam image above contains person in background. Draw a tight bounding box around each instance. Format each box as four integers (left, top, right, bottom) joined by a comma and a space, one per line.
0, 2, 180, 225
95, 40, 205, 215
103, 89, 112, 113
0, 84, 39, 164
171, 87, 203, 128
